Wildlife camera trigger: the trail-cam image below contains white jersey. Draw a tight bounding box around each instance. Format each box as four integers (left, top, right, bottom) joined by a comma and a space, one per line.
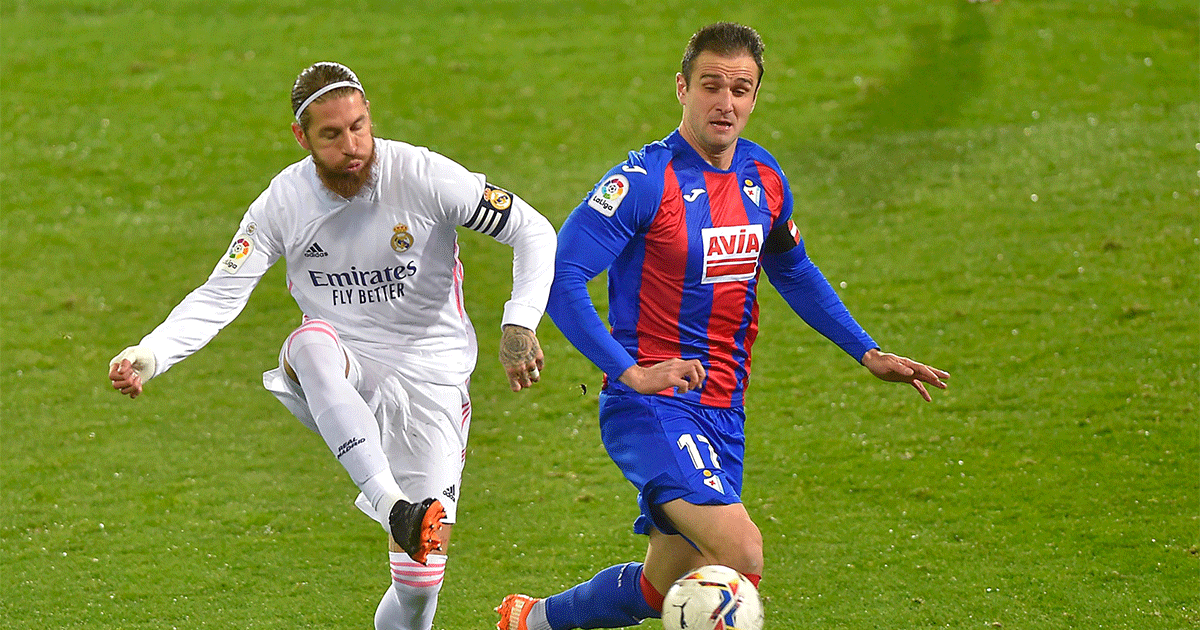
139, 138, 555, 385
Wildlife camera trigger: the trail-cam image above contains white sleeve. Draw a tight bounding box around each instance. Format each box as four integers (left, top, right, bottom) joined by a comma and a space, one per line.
474, 188, 557, 332
420, 148, 556, 331
138, 214, 276, 378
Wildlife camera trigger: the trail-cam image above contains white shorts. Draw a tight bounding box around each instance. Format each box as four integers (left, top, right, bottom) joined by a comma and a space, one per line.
263, 340, 471, 525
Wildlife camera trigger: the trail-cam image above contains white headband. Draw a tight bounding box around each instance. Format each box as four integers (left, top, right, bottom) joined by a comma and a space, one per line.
294, 81, 364, 122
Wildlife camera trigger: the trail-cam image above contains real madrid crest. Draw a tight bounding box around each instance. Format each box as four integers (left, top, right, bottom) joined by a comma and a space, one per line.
391, 223, 414, 253
485, 186, 512, 211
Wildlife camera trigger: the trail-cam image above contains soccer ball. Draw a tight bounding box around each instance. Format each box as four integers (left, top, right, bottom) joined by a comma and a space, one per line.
662, 565, 764, 630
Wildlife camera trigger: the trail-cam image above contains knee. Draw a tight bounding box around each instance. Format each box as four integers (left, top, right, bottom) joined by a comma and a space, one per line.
286, 320, 342, 357
706, 520, 764, 576
284, 319, 350, 382
287, 319, 340, 345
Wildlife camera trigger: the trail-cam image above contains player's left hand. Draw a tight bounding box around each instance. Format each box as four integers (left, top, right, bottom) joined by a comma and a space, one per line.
861, 348, 949, 402
499, 325, 544, 392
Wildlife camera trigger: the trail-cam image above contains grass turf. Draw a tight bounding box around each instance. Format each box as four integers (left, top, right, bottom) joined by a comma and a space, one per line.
2, 0, 1196, 628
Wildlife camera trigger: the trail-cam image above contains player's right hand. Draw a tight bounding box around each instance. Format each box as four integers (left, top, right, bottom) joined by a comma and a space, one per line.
618, 358, 706, 395
109, 345, 156, 399
499, 325, 544, 392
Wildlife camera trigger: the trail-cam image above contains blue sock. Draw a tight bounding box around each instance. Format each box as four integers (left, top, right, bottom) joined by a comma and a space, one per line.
543, 562, 658, 629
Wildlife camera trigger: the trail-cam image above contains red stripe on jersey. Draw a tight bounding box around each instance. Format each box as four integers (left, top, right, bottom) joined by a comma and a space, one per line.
636, 162, 688, 394
755, 161, 786, 227
700, 171, 753, 407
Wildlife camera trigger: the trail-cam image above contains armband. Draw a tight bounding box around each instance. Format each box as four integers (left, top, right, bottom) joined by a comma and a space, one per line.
463, 184, 513, 237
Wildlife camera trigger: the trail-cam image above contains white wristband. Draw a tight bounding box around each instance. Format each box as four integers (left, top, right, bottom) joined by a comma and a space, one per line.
110, 345, 158, 382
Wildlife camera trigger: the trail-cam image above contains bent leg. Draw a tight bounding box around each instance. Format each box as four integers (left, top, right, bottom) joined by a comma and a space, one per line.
283, 320, 407, 522
641, 526, 707, 598
653, 500, 763, 589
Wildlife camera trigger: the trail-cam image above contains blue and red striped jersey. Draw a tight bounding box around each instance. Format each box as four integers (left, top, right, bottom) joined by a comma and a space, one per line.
549, 130, 876, 408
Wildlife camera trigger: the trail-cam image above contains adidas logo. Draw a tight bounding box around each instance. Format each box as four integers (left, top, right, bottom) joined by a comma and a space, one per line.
304, 243, 328, 258
442, 485, 457, 502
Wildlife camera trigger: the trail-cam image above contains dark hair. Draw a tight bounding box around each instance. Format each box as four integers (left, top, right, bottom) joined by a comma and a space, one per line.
291, 62, 363, 130
680, 22, 765, 85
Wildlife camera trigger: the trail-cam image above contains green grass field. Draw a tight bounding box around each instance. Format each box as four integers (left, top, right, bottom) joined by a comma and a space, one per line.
3, 1, 1197, 628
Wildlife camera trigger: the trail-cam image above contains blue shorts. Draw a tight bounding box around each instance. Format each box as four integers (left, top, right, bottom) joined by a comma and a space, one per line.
599, 390, 746, 536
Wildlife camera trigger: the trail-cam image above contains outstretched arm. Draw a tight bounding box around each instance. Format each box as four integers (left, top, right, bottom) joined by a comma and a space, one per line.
761, 222, 947, 401
106, 215, 275, 399
761, 232, 878, 361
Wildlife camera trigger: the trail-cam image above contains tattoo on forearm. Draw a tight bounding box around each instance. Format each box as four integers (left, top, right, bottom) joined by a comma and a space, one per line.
500, 327, 538, 366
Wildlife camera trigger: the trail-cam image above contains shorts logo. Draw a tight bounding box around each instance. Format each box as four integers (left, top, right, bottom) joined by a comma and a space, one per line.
587, 174, 628, 217
701, 224, 763, 284
702, 470, 725, 494
742, 179, 762, 206
335, 437, 366, 459
220, 236, 254, 274
442, 485, 457, 502
391, 223, 414, 253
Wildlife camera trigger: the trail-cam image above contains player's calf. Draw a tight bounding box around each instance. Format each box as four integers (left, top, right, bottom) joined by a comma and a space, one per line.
376, 552, 446, 630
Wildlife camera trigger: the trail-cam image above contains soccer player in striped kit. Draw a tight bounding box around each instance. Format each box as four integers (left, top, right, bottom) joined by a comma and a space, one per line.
497, 23, 948, 630
107, 62, 556, 630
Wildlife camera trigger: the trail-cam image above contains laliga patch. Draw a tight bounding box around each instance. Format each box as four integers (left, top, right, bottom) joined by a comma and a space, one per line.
587, 174, 628, 217
219, 234, 254, 274
701, 224, 763, 284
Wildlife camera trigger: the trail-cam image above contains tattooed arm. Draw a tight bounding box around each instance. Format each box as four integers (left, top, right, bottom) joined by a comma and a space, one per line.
499, 324, 545, 392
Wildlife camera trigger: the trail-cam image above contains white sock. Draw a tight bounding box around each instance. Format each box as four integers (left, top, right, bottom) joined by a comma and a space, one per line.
374, 552, 446, 630
526, 600, 551, 630
287, 324, 408, 528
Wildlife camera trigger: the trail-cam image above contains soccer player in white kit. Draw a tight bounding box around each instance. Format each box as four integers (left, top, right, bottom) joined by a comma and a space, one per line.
107, 62, 556, 630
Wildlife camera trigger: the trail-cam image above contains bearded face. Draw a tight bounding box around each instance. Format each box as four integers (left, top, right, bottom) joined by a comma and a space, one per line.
310, 134, 376, 199
291, 91, 376, 199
